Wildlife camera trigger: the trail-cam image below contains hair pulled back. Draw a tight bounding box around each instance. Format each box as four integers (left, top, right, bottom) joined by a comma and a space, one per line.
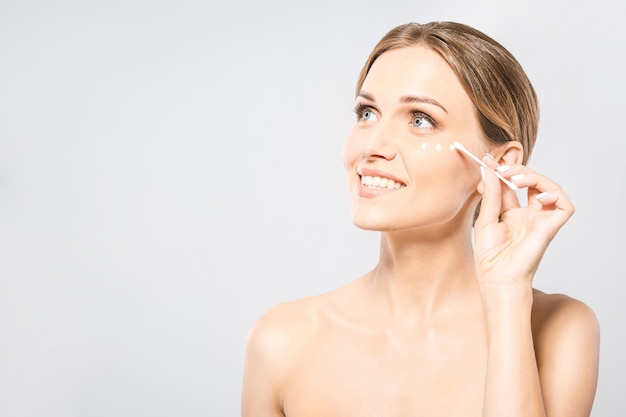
356, 22, 538, 164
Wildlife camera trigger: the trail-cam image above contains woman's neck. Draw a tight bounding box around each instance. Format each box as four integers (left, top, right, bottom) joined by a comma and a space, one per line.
363, 228, 480, 324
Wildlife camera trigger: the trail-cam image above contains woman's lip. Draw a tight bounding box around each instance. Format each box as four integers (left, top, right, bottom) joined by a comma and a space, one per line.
357, 167, 406, 185
355, 179, 405, 198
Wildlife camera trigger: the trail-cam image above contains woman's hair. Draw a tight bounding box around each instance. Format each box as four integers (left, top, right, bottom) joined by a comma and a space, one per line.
356, 22, 538, 164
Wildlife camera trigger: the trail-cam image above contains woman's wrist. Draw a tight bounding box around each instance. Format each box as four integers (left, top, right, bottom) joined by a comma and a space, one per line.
478, 282, 534, 321
476, 273, 534, 296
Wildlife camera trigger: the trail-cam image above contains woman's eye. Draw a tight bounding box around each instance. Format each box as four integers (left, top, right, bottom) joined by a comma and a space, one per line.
361, 109, 378, 122
354, 104, 378, 123
411, 113, 435, 129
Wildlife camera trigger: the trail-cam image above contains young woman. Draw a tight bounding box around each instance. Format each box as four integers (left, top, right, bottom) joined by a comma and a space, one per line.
242, 22, 599, 417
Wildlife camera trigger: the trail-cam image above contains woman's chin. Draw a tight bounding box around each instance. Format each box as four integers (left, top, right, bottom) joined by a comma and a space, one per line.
351, 213, 398, 232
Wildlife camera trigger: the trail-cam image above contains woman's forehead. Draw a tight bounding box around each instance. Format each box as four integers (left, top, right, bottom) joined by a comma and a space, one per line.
361, 46, 473, 113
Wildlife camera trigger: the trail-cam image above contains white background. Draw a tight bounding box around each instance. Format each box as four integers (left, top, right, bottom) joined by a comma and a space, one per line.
1, 0, 624, 415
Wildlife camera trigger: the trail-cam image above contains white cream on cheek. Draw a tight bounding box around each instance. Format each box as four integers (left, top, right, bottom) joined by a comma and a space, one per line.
415, 142, 453, 155
408, 142, 457, 180
409, 142, 466, 183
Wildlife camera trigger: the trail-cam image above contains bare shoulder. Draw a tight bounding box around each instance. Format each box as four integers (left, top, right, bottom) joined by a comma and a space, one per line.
530, 289, 600, 416
245, 281, 358, 364
531, 289, 600, 340
245, 295, 327, 365
242, 292, 335, 416
531, 289, 600, 356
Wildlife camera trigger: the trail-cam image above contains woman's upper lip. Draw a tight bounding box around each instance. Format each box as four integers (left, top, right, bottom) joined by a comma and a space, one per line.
356, 167, 406, 185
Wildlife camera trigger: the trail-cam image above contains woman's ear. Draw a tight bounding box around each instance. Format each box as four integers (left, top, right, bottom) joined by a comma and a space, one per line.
494, 141, 524, 166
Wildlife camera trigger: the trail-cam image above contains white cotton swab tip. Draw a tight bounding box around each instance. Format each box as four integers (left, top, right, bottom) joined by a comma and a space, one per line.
452, 141, 518, 190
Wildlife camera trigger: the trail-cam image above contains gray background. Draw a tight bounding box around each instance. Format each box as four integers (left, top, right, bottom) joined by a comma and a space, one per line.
1, 0, 624, 415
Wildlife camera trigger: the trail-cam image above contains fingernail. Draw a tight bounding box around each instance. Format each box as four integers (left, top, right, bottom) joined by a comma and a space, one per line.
536, 192, 548, 200
496, 165, 510, 173
511, 173, 525, 181
483, 152, 496, 161
480, 166, 485, 181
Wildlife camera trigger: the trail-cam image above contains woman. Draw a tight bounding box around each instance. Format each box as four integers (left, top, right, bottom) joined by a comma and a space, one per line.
242, 22, 599, 417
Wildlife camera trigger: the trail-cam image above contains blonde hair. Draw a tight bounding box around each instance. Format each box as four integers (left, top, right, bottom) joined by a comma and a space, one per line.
356, 22, 539, 164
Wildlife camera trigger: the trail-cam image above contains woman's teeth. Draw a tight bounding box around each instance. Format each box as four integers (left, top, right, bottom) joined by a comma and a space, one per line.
361, 175, 406, 189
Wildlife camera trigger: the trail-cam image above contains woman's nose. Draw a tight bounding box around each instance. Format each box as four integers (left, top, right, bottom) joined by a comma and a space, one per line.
359, 123, 397, 161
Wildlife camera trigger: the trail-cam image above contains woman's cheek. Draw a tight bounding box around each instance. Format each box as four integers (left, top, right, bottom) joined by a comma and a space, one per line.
342, 129, 360, 168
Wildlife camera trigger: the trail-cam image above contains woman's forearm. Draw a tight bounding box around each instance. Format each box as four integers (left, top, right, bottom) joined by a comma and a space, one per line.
480, 286, 546, 417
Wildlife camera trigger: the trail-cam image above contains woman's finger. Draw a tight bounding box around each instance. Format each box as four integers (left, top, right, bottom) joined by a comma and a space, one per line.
482, 156, 521, 214
474, 157, 503, 229
502, 168, 575, 214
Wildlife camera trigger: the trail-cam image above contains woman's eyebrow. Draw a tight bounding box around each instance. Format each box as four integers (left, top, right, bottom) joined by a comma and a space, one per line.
356, 90, 447, 114
356, 90, 376, 101
400, 95, 448, 113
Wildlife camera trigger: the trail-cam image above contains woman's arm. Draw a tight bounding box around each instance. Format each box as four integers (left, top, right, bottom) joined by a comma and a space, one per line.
479, 286, 546, 417
474, 157, 599, 417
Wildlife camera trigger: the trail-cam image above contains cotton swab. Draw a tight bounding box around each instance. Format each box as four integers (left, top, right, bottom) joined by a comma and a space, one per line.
452, 141, 518, 190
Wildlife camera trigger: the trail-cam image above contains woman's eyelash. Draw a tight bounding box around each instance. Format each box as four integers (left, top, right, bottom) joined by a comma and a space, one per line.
353, 102, 374, 120
352, 103, 437, 128
411, 110, 437, 128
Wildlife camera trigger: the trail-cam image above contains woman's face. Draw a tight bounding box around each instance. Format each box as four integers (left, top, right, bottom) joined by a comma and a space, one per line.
343, 46, 489, 233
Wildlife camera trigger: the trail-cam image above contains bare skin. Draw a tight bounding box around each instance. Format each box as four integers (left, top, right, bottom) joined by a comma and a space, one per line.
243, 284, 597, 417
242, 46, 600, 417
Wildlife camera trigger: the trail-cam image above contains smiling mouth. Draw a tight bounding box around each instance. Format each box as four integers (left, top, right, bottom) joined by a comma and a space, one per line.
360, 175, 406, 190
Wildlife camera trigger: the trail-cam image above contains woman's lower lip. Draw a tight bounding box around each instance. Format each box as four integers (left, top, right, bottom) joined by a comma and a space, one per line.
356, 181, 401, 198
